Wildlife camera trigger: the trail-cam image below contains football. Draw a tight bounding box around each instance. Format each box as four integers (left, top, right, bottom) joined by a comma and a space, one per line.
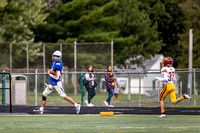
49, 69, 56, 75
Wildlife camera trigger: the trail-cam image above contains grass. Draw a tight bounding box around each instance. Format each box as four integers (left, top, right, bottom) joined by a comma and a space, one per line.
27, 92, 134, 103
27, 91, 195, 102
25, 92, 195, 107
0, 114, 200, 133
0, 89, 197, 107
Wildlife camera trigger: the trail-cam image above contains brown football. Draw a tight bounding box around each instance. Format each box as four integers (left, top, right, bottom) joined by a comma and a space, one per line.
50, 70, 56, 75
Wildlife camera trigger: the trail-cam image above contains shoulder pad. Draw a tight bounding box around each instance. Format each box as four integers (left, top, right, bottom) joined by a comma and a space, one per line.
171, 67, 175, 71
162, 69, 166, 73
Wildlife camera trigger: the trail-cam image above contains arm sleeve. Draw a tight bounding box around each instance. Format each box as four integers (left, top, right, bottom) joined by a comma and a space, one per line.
85, 73, 93, 81
159, 73, 168, 82
157, 68, 168, 82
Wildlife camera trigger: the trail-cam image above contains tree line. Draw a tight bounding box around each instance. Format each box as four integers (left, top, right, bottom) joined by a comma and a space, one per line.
0, 0, 199, 69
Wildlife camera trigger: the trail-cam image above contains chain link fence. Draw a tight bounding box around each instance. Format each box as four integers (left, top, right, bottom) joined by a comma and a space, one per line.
0, 70, 199, 107
0, 42, 113, 70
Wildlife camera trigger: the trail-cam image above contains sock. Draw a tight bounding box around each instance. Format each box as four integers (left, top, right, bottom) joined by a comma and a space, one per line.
74, 103, 78, 107
40, 107, 44, 111
180, 96, 184, 100
115, 94, 118, 98
161, 109, 165, 114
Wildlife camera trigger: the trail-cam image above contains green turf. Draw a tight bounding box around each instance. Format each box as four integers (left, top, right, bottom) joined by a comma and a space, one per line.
26, 91, 195, 104
0, 88, 196, 107
0, 114, 200, 133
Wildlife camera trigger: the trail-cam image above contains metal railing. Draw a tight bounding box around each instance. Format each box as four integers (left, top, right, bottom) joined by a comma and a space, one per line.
0, 72, 12, 113
0, 70, 199, 107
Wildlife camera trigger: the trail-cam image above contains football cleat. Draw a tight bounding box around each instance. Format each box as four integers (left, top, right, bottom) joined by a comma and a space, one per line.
39, 110, 44, 115
158, 114, 165, 118
75, 104, 81, 114
33, 109, 43, 115
87, 103, 94, 107
104, 101, 108, 107
183, 94, 192, 101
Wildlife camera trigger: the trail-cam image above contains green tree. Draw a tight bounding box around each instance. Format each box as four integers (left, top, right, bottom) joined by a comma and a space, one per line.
0, 0, 47, 68
34, 0, 163, 69
140, 0, 186, 67
178, 0, 200, 68
114, 0, 163, 68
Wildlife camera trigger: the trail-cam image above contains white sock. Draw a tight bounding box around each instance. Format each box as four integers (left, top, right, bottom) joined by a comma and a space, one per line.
74, 103, 78, 107
40, 107, 44, 111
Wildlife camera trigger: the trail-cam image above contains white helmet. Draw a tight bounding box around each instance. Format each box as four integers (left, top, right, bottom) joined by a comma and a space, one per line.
52, 50, 62, 61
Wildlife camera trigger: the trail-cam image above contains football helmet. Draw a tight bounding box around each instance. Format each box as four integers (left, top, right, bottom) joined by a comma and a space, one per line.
52, 50, 62, 61
162, 57, 173, 67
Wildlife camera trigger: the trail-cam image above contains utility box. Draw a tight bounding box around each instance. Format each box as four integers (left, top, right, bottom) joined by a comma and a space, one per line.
6, 75, 27, 105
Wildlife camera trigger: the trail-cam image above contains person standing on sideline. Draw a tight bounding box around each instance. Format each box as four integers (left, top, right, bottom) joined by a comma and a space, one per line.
155, 57, 191, 118
84, 65, 96, 107
104, 65, 115, 107
36, 50, 81, 114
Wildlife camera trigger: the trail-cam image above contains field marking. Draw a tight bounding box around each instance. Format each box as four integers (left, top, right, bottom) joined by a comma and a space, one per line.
120, 127, 147, 129
118, 130, 148, 132
96, 125, 155, 130
165, 130, 184, 132
167, 125, 200, 129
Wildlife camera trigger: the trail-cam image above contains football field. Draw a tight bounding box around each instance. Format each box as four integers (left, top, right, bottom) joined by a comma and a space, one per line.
0, 114, 200, 133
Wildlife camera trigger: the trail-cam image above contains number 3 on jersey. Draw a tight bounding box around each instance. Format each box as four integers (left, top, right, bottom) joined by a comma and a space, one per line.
168, 70, 174, 82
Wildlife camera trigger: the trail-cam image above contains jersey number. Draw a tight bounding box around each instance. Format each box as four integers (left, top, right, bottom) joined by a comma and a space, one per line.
168, 71, 174, 82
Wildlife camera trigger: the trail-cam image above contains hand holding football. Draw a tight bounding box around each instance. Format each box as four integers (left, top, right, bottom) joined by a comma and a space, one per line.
48, 69, 56, 75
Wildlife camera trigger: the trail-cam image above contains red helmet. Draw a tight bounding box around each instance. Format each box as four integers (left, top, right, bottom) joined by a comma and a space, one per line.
162, 57, 173, 67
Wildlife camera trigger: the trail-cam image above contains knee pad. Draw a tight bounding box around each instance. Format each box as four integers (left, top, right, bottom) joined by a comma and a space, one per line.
42, 95, 47, 101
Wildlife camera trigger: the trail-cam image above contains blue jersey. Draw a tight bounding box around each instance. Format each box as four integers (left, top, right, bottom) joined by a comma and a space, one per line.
49, 61, 63, 85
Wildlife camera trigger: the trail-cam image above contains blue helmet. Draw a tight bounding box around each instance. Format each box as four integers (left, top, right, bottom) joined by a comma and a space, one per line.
52, 50, 62, 62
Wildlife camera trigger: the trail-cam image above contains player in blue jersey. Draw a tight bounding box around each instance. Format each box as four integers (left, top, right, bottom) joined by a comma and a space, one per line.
37, 50, 81, 114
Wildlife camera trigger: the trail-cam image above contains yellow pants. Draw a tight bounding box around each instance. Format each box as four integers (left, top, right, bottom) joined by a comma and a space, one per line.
160, 84, 176, 103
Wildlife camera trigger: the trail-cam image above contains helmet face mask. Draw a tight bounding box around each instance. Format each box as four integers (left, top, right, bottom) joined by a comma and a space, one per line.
162, 57, 173, 67
52, 51, 62, 61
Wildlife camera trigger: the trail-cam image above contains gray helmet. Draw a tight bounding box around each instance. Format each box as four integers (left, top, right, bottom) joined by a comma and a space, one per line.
52, 50, 62, 61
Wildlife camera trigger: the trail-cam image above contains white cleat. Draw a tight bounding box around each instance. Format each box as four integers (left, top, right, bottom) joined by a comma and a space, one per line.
104, 101, 109, 107
39, 110, 44, 115
183, 94, 192, 100
158, 114, 165, 118
75, 104, 81, 114
87, 103, 94, 107
33, 109, 43, 115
